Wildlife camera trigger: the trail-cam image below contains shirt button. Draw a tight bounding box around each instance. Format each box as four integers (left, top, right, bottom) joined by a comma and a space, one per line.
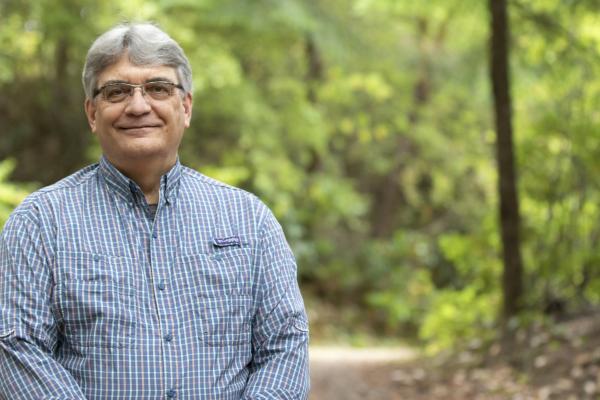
152, 232, 158, 239
93, 255, 100, 262
166, 389, 176, 398
157, 280, 166, 291
164, 333, 173, 342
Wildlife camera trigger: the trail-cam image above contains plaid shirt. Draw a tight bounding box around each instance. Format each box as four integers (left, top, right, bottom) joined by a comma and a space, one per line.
0, 157, 309, 399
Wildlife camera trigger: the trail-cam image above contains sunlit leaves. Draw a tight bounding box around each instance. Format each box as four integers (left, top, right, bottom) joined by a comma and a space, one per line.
0, 159, 32, 228
420, 286, 499, 354
1, 0, 599, 350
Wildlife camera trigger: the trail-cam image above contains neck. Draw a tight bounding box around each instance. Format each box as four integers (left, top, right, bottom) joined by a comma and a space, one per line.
107, 155, 176, 204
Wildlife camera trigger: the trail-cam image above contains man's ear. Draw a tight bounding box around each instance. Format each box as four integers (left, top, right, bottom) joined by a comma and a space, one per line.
182, 92, 193, 128
84, 99, 97, 133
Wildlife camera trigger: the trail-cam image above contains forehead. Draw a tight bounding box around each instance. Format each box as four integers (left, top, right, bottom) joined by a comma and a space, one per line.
97, 56, 178, 86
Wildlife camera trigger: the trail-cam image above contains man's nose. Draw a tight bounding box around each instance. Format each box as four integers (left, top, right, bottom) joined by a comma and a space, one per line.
124, 87, 152, 114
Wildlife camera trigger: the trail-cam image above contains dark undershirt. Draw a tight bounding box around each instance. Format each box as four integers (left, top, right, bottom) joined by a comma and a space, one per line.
148, 204, 158, 219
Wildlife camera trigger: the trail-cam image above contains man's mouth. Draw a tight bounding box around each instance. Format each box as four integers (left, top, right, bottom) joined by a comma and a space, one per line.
119, 125, 161, 129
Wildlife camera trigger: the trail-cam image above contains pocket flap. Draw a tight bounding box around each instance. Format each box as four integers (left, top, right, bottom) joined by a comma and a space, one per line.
55, 251, 135, 287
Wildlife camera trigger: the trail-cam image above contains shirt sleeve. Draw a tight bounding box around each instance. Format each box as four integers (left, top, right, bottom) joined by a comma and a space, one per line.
242, 204, 310, 400
0, 213, 87, 399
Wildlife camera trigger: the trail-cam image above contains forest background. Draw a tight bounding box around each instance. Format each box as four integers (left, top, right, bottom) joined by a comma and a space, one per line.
0, 0, 599, 354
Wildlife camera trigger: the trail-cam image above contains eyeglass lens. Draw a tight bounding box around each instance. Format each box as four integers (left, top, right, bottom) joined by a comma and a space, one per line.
102, 82, 177, 103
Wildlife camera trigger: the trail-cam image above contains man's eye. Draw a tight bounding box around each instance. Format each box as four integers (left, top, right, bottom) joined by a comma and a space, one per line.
146, 83, 170, 95
105, 86, 128, 98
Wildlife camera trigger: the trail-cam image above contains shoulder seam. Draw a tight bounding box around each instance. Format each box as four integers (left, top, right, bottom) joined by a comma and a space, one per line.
181, 167, 253, 195
36, 168, 97, 195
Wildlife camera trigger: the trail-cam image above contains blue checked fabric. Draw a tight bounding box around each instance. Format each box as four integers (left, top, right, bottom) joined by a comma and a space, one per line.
0, 157, 310, 399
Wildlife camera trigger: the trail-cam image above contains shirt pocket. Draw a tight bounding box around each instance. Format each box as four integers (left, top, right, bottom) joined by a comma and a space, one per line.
180, 248, 252, 298
180, 248, 253, 346
53, 251, 137, 350
199, 295, 252, 346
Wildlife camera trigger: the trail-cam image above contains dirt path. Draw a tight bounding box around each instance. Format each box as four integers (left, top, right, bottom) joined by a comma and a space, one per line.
309, 345, 543, 399
309, 346, 417, 400
309, 314, 600, 399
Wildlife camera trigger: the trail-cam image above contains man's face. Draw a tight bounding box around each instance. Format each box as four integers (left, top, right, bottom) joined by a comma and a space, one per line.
85, 55, 192, 169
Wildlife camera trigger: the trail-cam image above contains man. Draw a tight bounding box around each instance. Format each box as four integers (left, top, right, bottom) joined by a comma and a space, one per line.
0, 23, 309, 399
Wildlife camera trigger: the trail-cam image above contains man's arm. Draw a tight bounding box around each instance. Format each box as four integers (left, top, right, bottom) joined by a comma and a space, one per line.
0, 213, 87, 399
242, 205, 310, 400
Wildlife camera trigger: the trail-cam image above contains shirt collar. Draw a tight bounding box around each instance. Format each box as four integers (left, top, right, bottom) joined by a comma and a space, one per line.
98, 156, 182, 206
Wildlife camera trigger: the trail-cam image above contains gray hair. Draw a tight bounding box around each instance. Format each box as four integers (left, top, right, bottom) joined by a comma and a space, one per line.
82, 22, 192, 99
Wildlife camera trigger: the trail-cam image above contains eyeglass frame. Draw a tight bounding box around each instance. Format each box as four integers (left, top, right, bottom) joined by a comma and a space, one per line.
92, 80, 185, 103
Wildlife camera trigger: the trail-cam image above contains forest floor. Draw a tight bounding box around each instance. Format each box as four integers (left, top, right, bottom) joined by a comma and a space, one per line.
309, 312, 600, 399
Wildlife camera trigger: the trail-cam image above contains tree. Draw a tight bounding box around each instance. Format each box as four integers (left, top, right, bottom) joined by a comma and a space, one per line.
488, 0, 524, 319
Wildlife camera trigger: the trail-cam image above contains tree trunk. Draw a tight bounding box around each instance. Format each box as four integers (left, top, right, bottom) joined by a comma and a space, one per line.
371, 17, 431, 238
489, 0, 524, 319
304, 33, 324, 174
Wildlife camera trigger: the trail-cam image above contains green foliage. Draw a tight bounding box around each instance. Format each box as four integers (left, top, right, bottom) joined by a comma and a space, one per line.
419, 287, 499, 354
0, 0, 598, 353
511, 0, 600, 314
0, 159, 32, 228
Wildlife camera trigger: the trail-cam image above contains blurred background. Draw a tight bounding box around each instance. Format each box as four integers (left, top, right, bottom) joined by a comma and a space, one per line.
1, 0, 599, 398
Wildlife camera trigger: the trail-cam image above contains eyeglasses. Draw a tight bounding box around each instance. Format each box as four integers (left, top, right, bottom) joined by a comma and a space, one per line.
93, 81, 184, 103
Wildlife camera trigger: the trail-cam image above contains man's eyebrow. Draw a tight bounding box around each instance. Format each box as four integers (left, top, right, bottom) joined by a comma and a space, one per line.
145, 77, 177, 83
99, 79, 128, 86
